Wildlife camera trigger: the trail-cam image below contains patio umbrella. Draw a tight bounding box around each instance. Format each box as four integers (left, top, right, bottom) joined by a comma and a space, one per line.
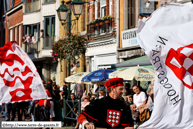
109, 66, 155, 81
65, 72, 90, 83
81, 69, 115, 83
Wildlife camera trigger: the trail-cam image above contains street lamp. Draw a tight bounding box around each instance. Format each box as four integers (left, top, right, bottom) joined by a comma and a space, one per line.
57, 0, 88, 99
56, 1, 69, 21
71, 0, 84, 20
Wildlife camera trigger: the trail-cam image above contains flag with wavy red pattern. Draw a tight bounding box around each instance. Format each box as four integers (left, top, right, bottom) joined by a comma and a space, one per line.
0, 41, 48, 104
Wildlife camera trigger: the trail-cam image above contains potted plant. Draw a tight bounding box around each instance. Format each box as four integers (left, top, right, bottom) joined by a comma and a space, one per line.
52, 33, 87, 71
90, 20, 95, 27
95, 19, 100, 27
102, 15, 112, 24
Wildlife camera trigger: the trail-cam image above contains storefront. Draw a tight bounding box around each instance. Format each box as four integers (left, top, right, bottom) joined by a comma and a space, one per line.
86, 38, 117, 72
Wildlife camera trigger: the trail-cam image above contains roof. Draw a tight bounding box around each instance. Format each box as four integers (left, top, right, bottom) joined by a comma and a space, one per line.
111, 55, 153, 69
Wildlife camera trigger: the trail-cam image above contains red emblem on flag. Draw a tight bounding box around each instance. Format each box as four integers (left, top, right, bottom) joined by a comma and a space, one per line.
106, 109, 121, 128
165, 44, 193, 89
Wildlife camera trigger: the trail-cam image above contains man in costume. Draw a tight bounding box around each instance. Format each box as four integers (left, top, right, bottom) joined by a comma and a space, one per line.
78, 78, 134, 129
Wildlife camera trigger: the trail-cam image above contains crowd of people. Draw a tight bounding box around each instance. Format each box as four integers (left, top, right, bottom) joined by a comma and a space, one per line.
0, 76, 154, 129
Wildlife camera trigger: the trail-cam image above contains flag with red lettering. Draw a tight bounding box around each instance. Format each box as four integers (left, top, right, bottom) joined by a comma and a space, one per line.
0, 41, 48, 104
137, 4, 193, 129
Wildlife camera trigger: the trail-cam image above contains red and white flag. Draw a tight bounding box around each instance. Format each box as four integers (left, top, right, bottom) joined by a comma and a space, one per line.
0, 41, 48, 104
137, 4, 193, 129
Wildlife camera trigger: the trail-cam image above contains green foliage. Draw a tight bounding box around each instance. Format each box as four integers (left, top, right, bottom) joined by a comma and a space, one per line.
102, 15, 112, 20
52, 32, 87, 62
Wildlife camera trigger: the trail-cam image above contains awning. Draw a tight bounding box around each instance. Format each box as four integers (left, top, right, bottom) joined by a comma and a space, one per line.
32, 57, 53, 63
111, 55, 153, 70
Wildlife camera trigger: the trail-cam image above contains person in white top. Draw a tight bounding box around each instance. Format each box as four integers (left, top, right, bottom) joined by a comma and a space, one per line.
131, 85, 147, 110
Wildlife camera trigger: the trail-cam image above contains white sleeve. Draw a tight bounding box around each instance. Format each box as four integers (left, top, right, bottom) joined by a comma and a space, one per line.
81, 120, 89, 129
141, 92, 147, 102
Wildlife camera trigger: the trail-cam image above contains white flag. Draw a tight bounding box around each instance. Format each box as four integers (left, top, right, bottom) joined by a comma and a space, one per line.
137, 4, 193, 129
0, 41, 48, 104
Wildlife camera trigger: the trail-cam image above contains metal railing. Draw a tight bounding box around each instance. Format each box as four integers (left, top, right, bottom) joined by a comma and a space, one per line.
43, 0, 56, 4
63, 98, 81, 126
22, 41, 40, 54
87, 18, 114, 41
43, 36, 55, 49
25, 0, 41, 13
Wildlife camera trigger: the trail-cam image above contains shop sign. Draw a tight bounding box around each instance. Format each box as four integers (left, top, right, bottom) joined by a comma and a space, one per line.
122, 28, 138, 48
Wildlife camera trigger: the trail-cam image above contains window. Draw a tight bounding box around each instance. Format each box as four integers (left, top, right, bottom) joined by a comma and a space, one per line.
109, 0, 112, 16
44, 16, 55, 48
100, 0, 106, 34
128, 0, 135, 29
100, 0, 106, 17
25, 0, 40, 13
15, 27, 17, 41
10, 29, 12, 41
26, 25, 31, 35
11, 0, 15, 8
95, 1, 97, 19
101, 6, 106, 17
19, 25, 21, 46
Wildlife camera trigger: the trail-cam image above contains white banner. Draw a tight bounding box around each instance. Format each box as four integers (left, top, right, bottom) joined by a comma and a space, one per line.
0, 42, 48, 104
137, 4, 193, 129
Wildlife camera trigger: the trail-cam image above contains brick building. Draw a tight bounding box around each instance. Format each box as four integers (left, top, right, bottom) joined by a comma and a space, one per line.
5, 0, 23, 47
0, 0, 11, 47
86, 0, 117, 71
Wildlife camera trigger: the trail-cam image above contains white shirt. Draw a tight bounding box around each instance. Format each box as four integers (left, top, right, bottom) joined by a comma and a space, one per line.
133, 91, 147, 107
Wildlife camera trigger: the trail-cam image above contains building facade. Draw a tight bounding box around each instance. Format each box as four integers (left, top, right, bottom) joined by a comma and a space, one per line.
5, 0, 23, 48
58, 0, 89, 86
86, 0, 117, 72
0, 0, 7, 47
22, 0, 60, 84
117, 0, 159, 65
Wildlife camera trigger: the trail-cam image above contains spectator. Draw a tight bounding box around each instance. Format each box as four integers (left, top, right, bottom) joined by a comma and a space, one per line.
70, 82, 77, 95
81, 95, 90, 112
69, 93, 78, 126
75, 95, 90, 129
24, 34, 32, 53
4, 103, 16, 121
90, 94, 97, 103
98, 90, 106, 99
42, 79, 46, 85
39, 29, 44, 38
71, 63, 76, 75
138, 13, 143, 20
31, 34, 37, 44
131, 85, 147, 124
137, 84, 154, 114
125, 83, 131, 95
95, 83, 105, 97
52, 83, 60, 107
76, 83, 83, 98
52, 77, 56, 85
0, 104, 5, 117
126, 95, 133, 106
47, 79, 53, 97
39, 84, 51, 122
60, 81, 68, 99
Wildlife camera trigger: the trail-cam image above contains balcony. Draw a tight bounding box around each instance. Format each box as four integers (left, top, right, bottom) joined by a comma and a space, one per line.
87, 18, 115, 41
22, 36, 55, 55
43, 36, 55, 49
22, 41, 40, 54
24, 0, 41, 14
